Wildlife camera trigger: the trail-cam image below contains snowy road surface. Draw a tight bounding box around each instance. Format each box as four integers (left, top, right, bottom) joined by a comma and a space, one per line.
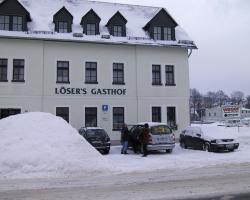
1, 162, 250, 200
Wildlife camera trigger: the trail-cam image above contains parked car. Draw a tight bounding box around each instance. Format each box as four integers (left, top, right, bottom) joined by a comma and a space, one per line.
79, 127, 111, 154
179, 126, 239, 152
129, 122, 175, 153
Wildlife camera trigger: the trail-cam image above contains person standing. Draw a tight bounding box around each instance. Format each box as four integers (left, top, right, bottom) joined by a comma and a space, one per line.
120, 123, 129, 154
141, 123, 150, 157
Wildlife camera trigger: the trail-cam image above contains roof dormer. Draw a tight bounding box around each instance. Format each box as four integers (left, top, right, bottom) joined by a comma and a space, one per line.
143, 8, 178, 41
80, 9, 101, 35
106, 11, 127, 37
0, 0, 31, 31
53, 6, 73, 33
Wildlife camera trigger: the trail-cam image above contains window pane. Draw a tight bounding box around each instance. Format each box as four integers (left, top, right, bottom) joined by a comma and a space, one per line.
85, 107, 97, 127
164, 27, 172, 40
113, 25, 122, 37
86, 24, 96, 35
0, 59, 7, 81
0, 15, 10, 30
152, 107, 161, 122
113, 107, 124, 129
166, 65, 175, 85
153, 26, 161, 40
113, 63, 124, 84
13, 59, 24, 81
85, 62, 97, 83
12, 16, 23, 31
57, 61, 69, 83
152, 65, 161, 85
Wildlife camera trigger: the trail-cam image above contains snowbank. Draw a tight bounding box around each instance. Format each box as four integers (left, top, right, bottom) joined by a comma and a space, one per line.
0, 112, 114, 179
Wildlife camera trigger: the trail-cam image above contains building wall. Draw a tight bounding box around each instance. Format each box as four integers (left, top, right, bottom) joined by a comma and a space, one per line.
0, 38, 190, 140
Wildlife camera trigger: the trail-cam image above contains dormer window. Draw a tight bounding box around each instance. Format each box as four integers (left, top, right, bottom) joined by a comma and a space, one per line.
81, 9, 101, 35
53, 7, 73, 33
143, 8, 178, 41
106, 11, 127, 37
0, 0, 31, 32
113, 25, 122, 37
86, 23, 96, 35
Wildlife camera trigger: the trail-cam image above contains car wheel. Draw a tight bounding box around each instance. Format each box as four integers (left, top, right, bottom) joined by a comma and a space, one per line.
166, 149, 173, 153
103, 149, 110, 155
180, 141, 187, 149
204, 143, 210, 152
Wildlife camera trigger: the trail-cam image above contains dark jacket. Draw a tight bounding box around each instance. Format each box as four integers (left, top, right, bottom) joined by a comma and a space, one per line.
140, 127, 150, 144
121, 127, 129, 142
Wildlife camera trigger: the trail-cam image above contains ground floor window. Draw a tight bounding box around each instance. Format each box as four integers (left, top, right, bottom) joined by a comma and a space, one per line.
85, 107, 97, 127
0, 108, 21, 119
56, 107, 69, 123
167, 107, 177, 129
152, 107, 161, 122
113, 107, 124, 130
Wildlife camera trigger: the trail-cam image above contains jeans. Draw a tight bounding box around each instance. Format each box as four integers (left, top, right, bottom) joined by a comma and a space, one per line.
121, 141, 128, 154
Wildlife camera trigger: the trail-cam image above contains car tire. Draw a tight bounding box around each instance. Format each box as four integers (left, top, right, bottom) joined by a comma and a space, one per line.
166, 149, 173, 153
203, 143, 210, 152
103, 149, 110, 155
180, 141, 187, 149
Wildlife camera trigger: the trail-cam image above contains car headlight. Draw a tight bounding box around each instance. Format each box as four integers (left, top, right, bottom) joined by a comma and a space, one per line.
216, 139, 223, 144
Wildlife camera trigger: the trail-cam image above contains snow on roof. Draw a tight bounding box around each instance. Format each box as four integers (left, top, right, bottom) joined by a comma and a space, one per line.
0, 0, 196, 49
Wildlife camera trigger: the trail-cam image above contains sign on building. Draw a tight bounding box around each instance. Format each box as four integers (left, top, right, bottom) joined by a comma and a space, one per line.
222, 105, 240, 119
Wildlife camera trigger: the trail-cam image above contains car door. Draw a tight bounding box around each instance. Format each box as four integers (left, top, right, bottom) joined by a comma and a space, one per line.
184, 129, 194, 148
191, 128, 203, 149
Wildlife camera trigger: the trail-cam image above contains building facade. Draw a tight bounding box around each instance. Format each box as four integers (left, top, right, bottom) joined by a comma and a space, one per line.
0, 0, 196, 140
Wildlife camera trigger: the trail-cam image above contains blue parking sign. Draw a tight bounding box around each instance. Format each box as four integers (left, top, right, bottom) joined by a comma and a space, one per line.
102, 105, 109, 112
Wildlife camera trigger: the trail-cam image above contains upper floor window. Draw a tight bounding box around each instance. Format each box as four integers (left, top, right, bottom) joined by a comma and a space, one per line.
113, 63, 124, 85
0, 15, 23, 31
57, 61, 69, 83
85, 62, 97, 84
165, 65, 175, 85
152, 65, 162, 85
86, 23, 96, 35
164, 27, 172, 41
12, 59, 24, 82
56, 107, 69, 123
113, 25, 122, 37
153, 26, 161, 40
0, 59, 7, 82
0, 16, 9, 30
58, 21, 68, 33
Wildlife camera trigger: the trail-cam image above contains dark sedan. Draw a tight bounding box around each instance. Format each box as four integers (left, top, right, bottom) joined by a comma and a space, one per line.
180, 126, 239, 152
79, 127, 111, 154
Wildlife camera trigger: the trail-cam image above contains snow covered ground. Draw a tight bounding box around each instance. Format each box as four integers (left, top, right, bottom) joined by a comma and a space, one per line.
0, 112, 249, 180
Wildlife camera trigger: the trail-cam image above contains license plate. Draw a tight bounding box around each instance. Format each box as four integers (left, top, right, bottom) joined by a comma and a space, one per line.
226, 144, 234, 148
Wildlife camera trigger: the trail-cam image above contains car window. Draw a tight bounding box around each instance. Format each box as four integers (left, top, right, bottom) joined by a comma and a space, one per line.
151, 125, 172, 135
86, 129, 107, 137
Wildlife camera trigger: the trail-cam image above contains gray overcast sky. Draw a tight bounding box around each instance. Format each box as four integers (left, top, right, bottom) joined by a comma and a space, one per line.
97, 0, 250, 96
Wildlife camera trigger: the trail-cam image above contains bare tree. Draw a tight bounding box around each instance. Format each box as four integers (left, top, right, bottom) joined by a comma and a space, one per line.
190, 88, 202, 120
230, 91, 245, 105
215, 90, 229, 106
204, 91, 216, 108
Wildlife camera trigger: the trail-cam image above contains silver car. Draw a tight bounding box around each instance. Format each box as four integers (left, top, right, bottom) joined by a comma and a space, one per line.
129, 122, 175, 153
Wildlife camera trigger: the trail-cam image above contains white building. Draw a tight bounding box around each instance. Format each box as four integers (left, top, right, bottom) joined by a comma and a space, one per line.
0, 0, 196, 140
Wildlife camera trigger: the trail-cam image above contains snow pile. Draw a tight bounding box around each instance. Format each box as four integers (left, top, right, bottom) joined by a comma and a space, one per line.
0, 112, 114, 179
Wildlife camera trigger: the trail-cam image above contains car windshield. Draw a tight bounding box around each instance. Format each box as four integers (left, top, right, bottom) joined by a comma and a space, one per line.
86, 129, 107, 138
151, 125, 172, 135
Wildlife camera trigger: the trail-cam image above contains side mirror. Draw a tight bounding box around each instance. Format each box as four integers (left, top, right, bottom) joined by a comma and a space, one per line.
196, 133, 201, 138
